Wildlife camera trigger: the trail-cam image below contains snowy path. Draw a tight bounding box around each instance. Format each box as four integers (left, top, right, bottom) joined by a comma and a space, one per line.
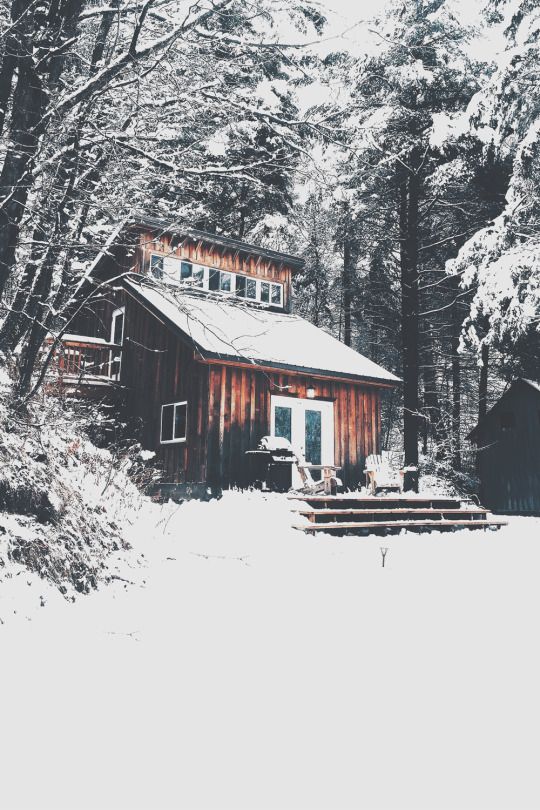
1, 492, 539, 810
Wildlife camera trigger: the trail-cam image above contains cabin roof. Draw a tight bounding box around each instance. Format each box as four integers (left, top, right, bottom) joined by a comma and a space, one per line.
467, 378, 540, 440
124, 277, 400, 386
130, 216, 305, 270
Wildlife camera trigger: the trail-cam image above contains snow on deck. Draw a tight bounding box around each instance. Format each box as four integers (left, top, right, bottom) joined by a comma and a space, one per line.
124, 277, 400, 384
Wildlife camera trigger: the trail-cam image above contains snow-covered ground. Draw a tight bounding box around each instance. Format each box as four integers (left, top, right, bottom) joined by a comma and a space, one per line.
1, 491, 539, 810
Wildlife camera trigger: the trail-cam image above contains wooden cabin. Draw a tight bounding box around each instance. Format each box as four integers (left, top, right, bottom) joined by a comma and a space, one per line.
57, 218, 400, 492
468, 378, 540, 514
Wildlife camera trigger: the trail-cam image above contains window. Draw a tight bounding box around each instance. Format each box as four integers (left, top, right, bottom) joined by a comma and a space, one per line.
111, 308, 124, 345
271, 283, 282, 306
260, 281, 270, 303
109, 307, 124, 381
208, 268, 220, 291
236, 275, 247, 297
193, 266, 205, 286
150, 255, 163, 280
500, 411, 515, 431
160, 401, 188, 443
220, 272, 232, 292
246, 278, 257, 300
147, 253, 284, 307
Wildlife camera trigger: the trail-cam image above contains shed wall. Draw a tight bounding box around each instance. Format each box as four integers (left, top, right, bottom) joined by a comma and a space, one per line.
475, 384, 540, 513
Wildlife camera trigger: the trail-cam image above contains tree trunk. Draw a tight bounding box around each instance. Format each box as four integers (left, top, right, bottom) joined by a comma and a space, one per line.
0, 38, 46, 297
399, 161, 420, 484
342, 236, 353, 347
451, 278, 462, 471
0, 0, 84, 301
478, 342, 489, 422
421, 330, 446, 457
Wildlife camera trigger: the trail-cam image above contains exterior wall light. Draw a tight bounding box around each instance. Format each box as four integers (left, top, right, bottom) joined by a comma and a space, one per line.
306, 386, 316, 399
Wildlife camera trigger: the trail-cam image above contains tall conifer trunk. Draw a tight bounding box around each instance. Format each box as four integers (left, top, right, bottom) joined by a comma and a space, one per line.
399, 160, 420, 484
343, 236, 353, 347
478, 343, 489, 422
451, 277, 462, 470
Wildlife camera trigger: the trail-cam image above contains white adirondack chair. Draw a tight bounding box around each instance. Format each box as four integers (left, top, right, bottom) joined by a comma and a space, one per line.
364, 451, 404, 495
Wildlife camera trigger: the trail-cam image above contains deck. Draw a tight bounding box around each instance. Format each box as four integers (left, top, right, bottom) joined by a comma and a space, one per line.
290, 493, 507, 535
43, 335, 123, 397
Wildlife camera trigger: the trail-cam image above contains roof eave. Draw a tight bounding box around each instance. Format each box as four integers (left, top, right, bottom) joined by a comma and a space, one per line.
128, 217, 305, 271
196, 351, 401, 387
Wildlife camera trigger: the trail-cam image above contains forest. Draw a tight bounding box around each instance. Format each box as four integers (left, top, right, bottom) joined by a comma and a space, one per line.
0, 0, 539, 490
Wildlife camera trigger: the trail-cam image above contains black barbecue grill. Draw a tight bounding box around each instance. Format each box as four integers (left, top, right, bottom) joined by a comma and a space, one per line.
245, 437, 297, 492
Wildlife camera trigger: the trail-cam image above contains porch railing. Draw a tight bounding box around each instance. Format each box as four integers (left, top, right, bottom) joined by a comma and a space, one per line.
44, 335, 122, 383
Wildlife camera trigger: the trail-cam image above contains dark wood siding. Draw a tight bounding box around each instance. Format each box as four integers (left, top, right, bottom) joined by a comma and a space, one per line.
474, 382, 540, 513
203, 364, 381, 489
118, 292, 210, 484
67, 275, 386, 490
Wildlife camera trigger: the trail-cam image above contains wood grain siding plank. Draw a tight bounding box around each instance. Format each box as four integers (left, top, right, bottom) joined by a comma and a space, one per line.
229, 367, 240, 486
372, 389, 378, 454
355, 386, 363, 476
249, 372, 257, 449
218, 366, 227, 483
207, 366, 221, 486
349, 385, 358, 470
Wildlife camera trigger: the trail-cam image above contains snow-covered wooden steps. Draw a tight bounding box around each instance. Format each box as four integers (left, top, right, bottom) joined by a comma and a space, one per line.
290, 495, 507, 535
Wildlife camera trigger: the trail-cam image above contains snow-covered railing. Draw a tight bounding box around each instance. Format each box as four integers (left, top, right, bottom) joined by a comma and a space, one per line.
43, 335, 121, 382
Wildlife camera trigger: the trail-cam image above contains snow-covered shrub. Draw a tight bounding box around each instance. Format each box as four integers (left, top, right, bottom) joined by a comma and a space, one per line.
0, 370, 146, 597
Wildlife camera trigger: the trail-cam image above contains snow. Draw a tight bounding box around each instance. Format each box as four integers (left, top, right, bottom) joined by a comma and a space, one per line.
1, 491, 539, 810
259, 435, 293, 452
124, 278, 401, 384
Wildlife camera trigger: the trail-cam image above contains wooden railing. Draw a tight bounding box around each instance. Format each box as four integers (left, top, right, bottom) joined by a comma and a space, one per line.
44, 336, 122, 383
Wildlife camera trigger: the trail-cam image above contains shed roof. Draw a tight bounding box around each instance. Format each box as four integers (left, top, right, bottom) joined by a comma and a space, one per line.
124, 277, 400, 386
467, 378, 540, 440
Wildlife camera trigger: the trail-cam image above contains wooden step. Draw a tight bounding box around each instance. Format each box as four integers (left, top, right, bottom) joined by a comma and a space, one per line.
288, 495, 463, 510
294, 518, 508, 534
297, 507, 489, 520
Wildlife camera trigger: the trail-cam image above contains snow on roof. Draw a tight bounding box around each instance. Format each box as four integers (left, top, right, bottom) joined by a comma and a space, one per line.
124, 278, 400, 385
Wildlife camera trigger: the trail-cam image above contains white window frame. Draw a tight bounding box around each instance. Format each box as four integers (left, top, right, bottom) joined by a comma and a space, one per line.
148, 253, 284, 307
160, 400, 188, 444
109, 307, 125, 381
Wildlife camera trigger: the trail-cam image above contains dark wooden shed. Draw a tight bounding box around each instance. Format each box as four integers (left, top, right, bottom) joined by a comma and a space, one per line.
468, 378, 540, 514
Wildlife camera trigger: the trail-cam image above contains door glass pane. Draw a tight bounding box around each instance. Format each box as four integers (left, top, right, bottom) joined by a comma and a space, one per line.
275, 406, 292, 443
305, 409, 322, 465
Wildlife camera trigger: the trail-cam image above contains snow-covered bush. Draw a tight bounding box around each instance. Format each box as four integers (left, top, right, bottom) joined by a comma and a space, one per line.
0, 367, 146, 597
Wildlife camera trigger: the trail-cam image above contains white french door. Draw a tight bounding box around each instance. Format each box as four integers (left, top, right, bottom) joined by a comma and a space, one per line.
270, 395, 334, 466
